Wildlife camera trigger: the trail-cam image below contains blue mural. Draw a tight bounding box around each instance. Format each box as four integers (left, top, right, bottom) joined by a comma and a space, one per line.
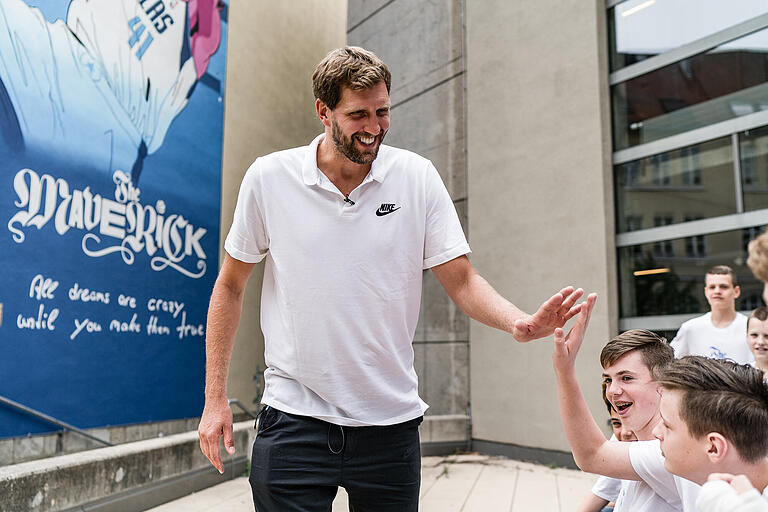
0, 0, 227, 437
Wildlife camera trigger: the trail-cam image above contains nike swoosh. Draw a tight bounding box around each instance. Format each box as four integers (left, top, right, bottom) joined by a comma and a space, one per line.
376, 207, 401, 216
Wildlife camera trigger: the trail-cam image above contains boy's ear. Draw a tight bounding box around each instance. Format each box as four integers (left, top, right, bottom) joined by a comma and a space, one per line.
705, 432, 729, 463
734, 285, 741, 299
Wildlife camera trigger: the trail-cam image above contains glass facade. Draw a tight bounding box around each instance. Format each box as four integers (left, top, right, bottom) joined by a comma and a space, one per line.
613, 28, 768, 150
615, 137, 735, 232
609, 0, 768, 71
611, 1, 768, 331
741, 125, 768, 211
618, 228, 766, 319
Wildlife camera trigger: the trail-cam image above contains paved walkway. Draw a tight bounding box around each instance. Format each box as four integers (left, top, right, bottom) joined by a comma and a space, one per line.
146, 454, 598, 512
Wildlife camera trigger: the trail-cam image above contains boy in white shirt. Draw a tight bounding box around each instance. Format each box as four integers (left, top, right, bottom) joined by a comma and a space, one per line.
563, 295, 678, 512
554, 296, 768, 512
671, 265, 752, 364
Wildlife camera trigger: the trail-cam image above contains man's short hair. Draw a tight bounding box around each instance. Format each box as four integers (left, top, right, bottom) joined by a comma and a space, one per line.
749, 306, 768, 324
706, 265, 738, 286
312, 46, 391, 110
600, 329, 674, 374
748, 230, 768, 283
654, 356, 768, 464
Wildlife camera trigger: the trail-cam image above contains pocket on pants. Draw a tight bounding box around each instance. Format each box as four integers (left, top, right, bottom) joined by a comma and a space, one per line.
256, 406, 280, 435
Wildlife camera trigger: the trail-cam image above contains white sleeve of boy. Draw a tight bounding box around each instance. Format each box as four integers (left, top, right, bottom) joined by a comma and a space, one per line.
591, 475, 622, 502
670, 323, 689, 357
629, 440, 681, 505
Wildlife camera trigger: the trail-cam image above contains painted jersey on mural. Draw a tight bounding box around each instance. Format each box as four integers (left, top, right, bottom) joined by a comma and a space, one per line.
0, 0, 226, 437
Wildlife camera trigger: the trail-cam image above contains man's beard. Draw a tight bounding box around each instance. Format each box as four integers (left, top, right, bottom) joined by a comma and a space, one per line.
331, 119, 385, 165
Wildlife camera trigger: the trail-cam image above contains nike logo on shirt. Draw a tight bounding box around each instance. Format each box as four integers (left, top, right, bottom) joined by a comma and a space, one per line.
376, 204, 401, 216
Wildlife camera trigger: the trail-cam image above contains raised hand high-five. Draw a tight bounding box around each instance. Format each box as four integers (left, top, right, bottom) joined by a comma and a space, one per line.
513, 286, 586, 342
553, 293, 597, 373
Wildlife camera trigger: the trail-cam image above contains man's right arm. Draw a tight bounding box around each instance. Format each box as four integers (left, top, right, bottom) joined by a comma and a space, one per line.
552, 295, 640, 480
198, 253, 255, 473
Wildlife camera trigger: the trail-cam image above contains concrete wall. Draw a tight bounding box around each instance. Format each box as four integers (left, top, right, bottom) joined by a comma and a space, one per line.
466, 1, 617, 453
348, 0, 471, 447
222, 2, 348, 406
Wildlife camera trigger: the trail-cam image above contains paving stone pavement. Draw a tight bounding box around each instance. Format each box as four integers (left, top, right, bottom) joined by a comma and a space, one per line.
145, 454, 598, 512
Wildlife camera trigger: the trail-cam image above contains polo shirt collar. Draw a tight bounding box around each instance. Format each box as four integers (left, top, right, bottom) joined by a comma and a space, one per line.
302, 133, 389, 186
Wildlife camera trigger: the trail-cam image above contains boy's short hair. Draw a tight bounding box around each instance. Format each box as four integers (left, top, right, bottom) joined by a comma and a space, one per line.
706, 265, 738, 286
749, 306, 768, 324
312, 46, 391, 110
654, 356, 768, 464
747, 230, 768, 283
600, 329, 674, 374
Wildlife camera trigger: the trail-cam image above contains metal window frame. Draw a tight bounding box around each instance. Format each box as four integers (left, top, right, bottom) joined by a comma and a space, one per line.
616, 209, 768, 247
606, 0, 629, 9
609, 13, 768, 85
613, 109, 768, 165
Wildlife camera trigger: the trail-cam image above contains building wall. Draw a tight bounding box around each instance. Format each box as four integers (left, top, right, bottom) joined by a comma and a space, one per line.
466, 1, 617, 453
221, 2, 348, 407
347, 0, 471, 446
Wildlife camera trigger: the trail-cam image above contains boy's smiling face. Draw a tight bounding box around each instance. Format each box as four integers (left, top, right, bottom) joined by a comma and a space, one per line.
748, 317, 768, 368
602, 350, 661, 439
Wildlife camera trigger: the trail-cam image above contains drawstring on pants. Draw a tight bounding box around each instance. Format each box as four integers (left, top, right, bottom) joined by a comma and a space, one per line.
328, 424, 345, 454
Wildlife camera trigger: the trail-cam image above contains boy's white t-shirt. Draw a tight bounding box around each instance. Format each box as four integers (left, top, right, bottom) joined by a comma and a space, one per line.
629, 439, 701, 512
592, 475, 622, 502
671, 312, 752, 364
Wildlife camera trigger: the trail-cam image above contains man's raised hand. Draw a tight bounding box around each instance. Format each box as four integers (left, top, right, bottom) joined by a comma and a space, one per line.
552, 293, 597, 373
512, 287, 585, 342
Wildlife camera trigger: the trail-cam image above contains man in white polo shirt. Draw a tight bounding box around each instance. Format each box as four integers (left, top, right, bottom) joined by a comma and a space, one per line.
198, 46, 587, 511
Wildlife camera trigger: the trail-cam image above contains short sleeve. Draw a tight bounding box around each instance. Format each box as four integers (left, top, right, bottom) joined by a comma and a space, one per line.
592, 475, 623, 501
629, 440, 681, 506
422, 162, 470, 269
670, 324, 688, 358
224, 160, 269, 263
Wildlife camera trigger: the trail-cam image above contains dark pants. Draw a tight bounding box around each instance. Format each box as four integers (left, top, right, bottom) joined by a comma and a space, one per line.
249, 406, 422, 512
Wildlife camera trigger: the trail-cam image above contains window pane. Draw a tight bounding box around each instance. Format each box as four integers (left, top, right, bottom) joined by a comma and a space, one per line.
618, 228, 765, 318
615, 138, 735, 233
740, 125, 768, 211
609, 0, 768, 71
613, 27, 768, 150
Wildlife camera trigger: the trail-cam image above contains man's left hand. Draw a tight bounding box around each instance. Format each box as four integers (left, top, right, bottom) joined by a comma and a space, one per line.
512, 286, 586, 342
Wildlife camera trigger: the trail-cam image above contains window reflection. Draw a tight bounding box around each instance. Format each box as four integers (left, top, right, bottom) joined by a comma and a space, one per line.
618, 228, 765, 317
613, 27, 768, 150
615, 137, 735, 232
740, 126, 768, 211
609, 0, 768, 71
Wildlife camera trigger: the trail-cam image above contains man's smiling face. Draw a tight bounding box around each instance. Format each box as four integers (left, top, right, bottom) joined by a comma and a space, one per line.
602, 350, 661, 439
327, 82, 390, 165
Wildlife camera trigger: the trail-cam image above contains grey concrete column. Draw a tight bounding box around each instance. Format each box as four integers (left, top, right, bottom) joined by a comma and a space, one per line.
466, 0, 617, 453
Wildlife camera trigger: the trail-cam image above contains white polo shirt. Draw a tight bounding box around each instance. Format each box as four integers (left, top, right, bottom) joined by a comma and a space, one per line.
225, 134, 471, 426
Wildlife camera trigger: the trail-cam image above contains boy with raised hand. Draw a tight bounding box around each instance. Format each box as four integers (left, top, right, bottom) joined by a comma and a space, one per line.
559, 295, 680, 512
554, 297, 768, 512
576, 389, 636, 512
